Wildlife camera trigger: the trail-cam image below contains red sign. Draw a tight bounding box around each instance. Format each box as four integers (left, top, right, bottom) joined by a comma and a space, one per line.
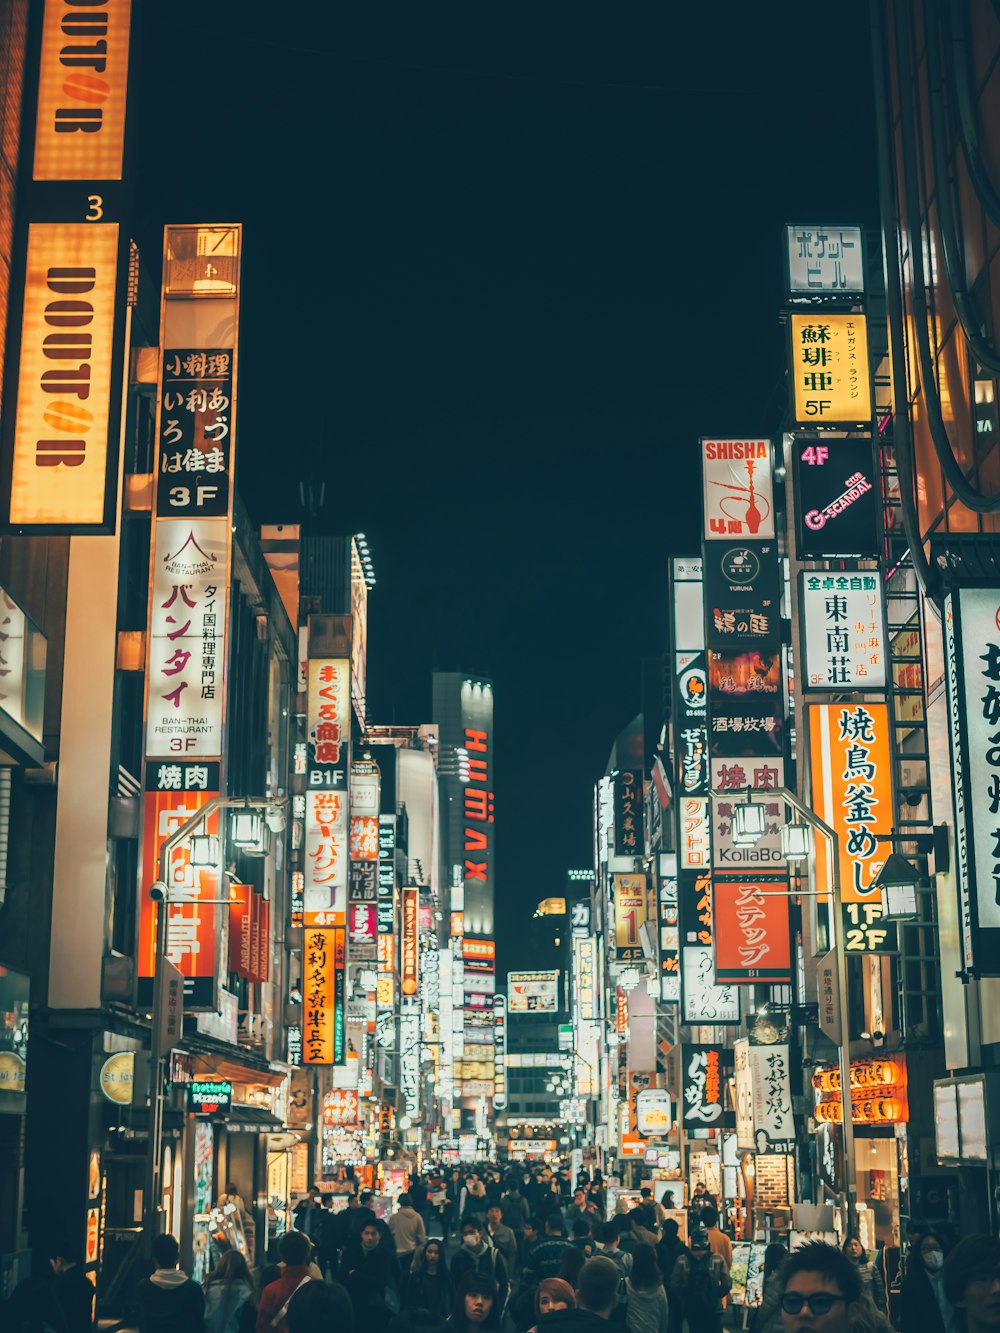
323, 1089, 360, 1128
713, 877, 791, 983
137, 786, 220, 1009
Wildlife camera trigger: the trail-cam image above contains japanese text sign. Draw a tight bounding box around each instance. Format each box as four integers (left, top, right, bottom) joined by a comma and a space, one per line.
704, 541, 782, 654
734, 1039, 754, 1149
658, 865, 680, 1003
401, 886, 419, 997
146, 519, 228, 758
614, 873, 648, 961
786, 226, 864, 295
809, 704, 892, 905
614, 770, 644, 857
801, 572, 886, 691
302, 927, 345, 1065
508, 971, 558, 1012
682, 946, 739, 1024
708, 650, 784, 758
710, 756, 787, 871
945, 590, 1000, 973
790, 313, 872, 425
681, 1044, 731, 1128
701, 440, 774, 540
156, 349, 233, 517
8, 224, 120, 528
137, 776, 220, 1010
574, 938, 597, 1020
307, 659, 350, 790
748, 1044, 795, 1152
713, 876, 791, 983
34, 0, 131, 181
322, 1089, 360, 1128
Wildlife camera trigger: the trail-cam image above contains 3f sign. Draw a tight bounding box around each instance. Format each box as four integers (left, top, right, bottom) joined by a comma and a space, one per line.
168, 484, 220, 509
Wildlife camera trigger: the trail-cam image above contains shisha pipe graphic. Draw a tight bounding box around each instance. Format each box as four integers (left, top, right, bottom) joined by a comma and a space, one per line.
709, 458, 772, 534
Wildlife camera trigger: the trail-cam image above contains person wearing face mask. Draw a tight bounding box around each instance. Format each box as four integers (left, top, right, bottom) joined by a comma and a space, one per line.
451, 1218, 510, 1315
898, 1230, 958, 1333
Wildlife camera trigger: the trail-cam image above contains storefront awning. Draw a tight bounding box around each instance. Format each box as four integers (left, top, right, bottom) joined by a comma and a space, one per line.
190, 1055, 286, 1088
224, 1106, 283, 1134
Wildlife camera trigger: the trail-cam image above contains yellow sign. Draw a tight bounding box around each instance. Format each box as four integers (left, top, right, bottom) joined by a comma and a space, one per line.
99, 1051, 134, 1105
614, 873, 647, 961
790, 313, 872, 425
10, 224, 120, 526
34, 0, 131, 181
0, 1051, 26, 1093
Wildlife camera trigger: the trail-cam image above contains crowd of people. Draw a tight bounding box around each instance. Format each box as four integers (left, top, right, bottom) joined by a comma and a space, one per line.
5, 1162, 1000, 1333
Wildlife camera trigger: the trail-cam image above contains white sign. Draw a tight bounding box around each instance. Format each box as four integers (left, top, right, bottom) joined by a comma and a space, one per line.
945, 596, 975, 969
748, 1044, 795, 1152
710, 757, 786, 871
801, 571, 886, 691
400, 1004, 421, 1116
146, 519, 228, 757
948, 590, 1000, 961
734, 1039, 754, 1150
636, 1088, 672, 1137
351, 770, 380, 816
701, 440, 775, 540
508, 970, 558, 1013
303, 789, 349, 923
682, 946, 739, 1024
787, 225, 864, 295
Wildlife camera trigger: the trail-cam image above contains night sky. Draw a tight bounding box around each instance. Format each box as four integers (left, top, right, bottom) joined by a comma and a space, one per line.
135, 5, 879, 973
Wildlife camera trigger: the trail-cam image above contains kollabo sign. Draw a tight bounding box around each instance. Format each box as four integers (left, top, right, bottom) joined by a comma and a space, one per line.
7, 224, 120, 527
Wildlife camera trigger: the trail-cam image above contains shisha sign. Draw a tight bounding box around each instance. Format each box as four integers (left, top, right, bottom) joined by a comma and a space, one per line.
701, 440, 775, 541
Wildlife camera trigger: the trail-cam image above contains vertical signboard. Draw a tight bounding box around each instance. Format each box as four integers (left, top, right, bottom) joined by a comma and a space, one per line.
657, 860, 680, 1003
701, 440, 774, 540
2, 2, 135, 533
33, 0, 132, 181
733, 1039, 754, 1150
789, 313, 872, 426
704, 542, 782, 653
6, 225, 122, 528
302, 926, 345, 1065
401, 886, 419, 997
493, 994, 507, 1110
613, 873, 647, 961
800, 572, 886, 691
792, 439, 879, 559
681, 1045, 731, 1128
303, 658, 351, 926
145, 520, 228, 756
461, 679, 494, 934
809, 703, 897, 953
945, 590, 1000, 974
713, 877, 791, 983
710, 756, 786, 871
748, 1045, 795, 1153
136, 762, 221, 1010
614, 770, 644, 857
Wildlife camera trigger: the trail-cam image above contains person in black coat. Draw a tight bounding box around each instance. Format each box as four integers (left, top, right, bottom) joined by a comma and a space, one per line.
343, 1221, 401, 1319
49, 1242, 94, 1332
405, 1240, 453, 1318
898, 1230, 957, 1333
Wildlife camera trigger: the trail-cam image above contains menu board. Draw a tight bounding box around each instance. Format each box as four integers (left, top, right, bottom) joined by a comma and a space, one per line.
729, 1243, 767, 1307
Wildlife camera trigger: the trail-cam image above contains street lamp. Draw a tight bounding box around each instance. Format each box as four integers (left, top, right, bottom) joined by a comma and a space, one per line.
872, 852, 923, 921
722, 785, 858, 1237
732, 791, 767, 844
144, 795, 285, 1244
780, 821, 811, 861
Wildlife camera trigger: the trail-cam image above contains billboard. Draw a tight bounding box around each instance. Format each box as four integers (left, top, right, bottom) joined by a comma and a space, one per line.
945, 590, 1000, 973
785, 226, 864, 296
707, 650, 784, 757
613, 873, 648, 961
809, 703, 896, 954
800, 571, 886, 691
145, 519, 229, 758
34, 0, 132, 181
793, 439, 879, 558
701, 440, 774, 540
790, 313, 872, 425
704, 541, 782, 653
302, 927, 345, 1065
136, 763, 222, 1011
7, 223, 121, 528
508, 971, 559, 1013
713, 877, 791, 983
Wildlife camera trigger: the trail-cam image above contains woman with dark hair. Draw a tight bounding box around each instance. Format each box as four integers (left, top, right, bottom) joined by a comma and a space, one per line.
204, 1250, 256, 1333
448, 1273, 500, 1333
558, 1245, 585, 1290
285, 1279, 354, 1333
750, 1243, 788, 1333
898, 1230, 958, 1333
406, 1240, 453, 1317
626, 1244, 669, 1333
844, 1237, 887, 1314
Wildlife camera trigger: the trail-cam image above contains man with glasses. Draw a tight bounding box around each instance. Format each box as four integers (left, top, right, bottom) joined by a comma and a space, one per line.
943, 1235, 1000, 1333
779, 1241, 861, 1333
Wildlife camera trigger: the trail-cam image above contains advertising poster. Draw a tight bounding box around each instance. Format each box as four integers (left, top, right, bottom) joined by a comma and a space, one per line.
508, 971, 559, 1012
